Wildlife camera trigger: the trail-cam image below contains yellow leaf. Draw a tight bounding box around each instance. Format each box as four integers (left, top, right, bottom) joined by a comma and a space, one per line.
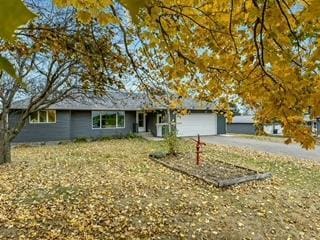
120, 0, 147, 23
0, 0, 36, 41
97, 12, 119, 25
77, 10, 92, 24
0, 56, 18, 79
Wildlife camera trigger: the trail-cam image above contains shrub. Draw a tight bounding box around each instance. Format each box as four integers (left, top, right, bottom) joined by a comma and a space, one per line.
73, 137, 88, 143
98, 136, 112, 141
164, 130, 179, 156
126, 132, 140, 139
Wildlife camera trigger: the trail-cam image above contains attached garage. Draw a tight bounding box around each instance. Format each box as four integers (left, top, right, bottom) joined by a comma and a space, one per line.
176, 113, 218, 137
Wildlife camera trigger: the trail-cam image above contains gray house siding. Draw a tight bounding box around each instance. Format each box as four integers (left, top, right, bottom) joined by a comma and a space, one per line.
10, 110, 137, 143
227, 123, 256, 135
11, 110, 71, 143
217, 114, 226, 134
70, 110, 136, 139
9, 108, 227, 142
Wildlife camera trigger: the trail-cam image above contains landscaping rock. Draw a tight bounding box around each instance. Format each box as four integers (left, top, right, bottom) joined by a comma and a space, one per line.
149, 151, 168, 159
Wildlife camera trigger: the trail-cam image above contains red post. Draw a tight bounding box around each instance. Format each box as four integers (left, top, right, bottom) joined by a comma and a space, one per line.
193, 134, 206, 165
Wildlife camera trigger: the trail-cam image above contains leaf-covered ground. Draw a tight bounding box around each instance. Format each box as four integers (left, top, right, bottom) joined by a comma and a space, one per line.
1, 139, 320, 239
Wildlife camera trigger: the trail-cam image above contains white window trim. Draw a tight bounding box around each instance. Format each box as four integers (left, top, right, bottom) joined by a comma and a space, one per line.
29, 110, 56, 124
92, 111, 126, 129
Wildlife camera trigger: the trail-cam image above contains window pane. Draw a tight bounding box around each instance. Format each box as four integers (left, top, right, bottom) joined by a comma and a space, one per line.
117, 112, 125, 128
30, 112, 38, 123
157, 114, 163, 124
47, 110, 56, 123
92, 111, 101, 128
138, 113, 144, 127
101, 111, 117, 128
39, 111, 47, 123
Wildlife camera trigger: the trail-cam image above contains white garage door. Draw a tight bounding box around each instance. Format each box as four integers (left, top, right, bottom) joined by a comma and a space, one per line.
176, 113, 217, 137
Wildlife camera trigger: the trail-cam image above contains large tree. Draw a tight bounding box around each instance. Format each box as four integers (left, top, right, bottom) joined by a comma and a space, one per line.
0, 1, 130, 164
53, 0, 320, 149
0, 42, 80, 163
2, 0, 320, 149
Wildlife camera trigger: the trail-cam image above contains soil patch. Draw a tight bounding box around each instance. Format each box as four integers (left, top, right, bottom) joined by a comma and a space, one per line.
150, 153, 272, 187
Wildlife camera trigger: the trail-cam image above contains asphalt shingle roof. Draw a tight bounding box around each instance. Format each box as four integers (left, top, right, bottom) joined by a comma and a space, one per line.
10, 92, 216, 111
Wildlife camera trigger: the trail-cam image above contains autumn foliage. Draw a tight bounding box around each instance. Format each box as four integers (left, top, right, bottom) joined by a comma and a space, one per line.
1, 0, 320, 148
52, 0, 320, 149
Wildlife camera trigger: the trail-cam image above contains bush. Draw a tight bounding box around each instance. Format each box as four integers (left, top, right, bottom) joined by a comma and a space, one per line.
73, 137, 89, 143
97, 136, 112, 141
164, 130, 179, 156
126, 133, 142, 139
76, 133, 142, 143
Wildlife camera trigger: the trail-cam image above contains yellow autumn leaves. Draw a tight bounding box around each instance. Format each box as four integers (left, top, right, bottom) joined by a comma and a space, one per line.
54, 0, 146, 24
55, 0, 118, 25
134, 0, 320, 149
2, 0, 320, 148
0, 0, 36, 79
0, 0, 147, 40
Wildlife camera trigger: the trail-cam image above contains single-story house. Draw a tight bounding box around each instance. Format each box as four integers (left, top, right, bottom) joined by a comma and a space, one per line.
227, 115, 285, 135
227, 115, 256, 135
9, 93, 226, 143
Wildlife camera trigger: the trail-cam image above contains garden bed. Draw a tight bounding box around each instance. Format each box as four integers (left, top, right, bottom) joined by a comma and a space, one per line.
150, 153, 272, 188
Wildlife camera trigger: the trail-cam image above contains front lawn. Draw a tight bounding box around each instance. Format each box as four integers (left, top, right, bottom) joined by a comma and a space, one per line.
0, 139, 319, 239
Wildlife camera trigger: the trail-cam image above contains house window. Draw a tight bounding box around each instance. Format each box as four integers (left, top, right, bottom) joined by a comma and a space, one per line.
29, 110, 56, 124
157, 114, 164, 124
138, 113, 144, 127
92, 111, 101, 128
30, 112, 38, 123
101, 111, 117, 128
117, 111, 125, 128
92, 111, 125, 129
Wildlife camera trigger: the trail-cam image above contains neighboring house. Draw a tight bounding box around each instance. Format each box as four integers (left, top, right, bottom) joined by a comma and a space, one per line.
315, 118, 320, 136
228, 114, 320, 136
227, 115, 285, 135
9, 93, 226, 143
263, 123, 283, 135
227, 115, 256, 135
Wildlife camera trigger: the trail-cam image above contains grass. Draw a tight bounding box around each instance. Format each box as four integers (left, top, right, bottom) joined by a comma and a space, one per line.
0, 139, 319, 239
232, 134, 287, 143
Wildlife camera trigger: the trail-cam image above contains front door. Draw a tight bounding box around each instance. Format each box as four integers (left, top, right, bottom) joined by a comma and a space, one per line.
137, 111, 146, 132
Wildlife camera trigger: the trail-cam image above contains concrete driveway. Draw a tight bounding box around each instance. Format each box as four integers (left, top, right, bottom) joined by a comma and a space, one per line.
201, 135, 320, 161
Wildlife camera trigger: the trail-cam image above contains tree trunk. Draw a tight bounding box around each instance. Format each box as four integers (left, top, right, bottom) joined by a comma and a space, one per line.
0, 109, 11, 164
255, 123, 266, 136
0, 134, 11, 164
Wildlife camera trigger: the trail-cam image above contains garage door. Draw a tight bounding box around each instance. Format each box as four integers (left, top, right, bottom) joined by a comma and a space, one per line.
176, 113, 217, 137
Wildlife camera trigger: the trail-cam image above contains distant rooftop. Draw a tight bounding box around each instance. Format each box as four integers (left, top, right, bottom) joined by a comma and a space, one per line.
231, 115, 255, 124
